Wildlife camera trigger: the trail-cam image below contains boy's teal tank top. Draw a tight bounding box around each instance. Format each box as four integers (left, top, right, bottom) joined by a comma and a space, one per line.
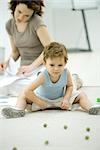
35, 68, 68, 100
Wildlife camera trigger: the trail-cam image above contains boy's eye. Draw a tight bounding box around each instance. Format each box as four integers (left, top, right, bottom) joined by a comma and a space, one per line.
50, 64, 54, 66
58, 64, 63, 66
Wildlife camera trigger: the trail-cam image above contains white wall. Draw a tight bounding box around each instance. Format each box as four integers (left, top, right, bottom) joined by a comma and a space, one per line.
44, 1, 100, 50
0, 0, 11, 59
0, 0, 100, 57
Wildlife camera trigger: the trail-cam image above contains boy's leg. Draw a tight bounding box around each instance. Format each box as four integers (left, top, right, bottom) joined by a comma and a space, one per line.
1, 91, 27, 118
31, 101, 54, 111
31, 96, 62, 111
73, 91, 92, 112
15, 91, 28, 110
72, 74, 83, 90
31, 103, 42, 112
73, 91, 100, 115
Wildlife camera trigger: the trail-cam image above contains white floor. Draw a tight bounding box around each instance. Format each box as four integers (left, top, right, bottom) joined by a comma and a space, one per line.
0, 86, 100, 150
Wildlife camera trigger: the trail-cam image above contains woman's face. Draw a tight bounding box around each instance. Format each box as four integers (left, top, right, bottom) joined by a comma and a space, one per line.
14, 3, 34, 23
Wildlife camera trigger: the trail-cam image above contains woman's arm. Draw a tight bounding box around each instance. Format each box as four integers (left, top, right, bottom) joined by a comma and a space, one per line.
5, 35, 20, 65
17, 26, 54, 75
30, 26, 54, 69
0, 35, 20, 72
9, 35, 20, 61
37, 26, 54, 46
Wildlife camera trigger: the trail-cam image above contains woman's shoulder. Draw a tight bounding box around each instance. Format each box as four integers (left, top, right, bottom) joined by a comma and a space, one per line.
31, 14, 43, 22
6, 18, 14, 27
6, 18, 15, 35
30, 14, 46, 31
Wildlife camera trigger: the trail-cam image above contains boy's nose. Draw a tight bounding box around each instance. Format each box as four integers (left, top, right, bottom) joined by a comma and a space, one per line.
54, 66, 59, 70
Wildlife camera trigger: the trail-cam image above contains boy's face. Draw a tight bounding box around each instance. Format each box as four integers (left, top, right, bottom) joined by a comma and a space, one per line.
44, 57, 66, 78
14, 3, 33, 23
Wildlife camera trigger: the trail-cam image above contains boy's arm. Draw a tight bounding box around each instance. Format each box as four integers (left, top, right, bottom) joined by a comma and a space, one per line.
61, 71, 73, 109
63, 71, 73, 101
24, 74, 48, 109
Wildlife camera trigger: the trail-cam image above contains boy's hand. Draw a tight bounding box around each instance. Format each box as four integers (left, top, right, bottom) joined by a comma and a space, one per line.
60, 99, 70, 110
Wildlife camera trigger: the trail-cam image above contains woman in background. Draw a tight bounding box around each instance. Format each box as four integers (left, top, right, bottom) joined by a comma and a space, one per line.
0, 0, 53, 75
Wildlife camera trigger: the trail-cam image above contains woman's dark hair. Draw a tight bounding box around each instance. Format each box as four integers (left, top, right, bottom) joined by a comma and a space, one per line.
9, 0, 45, 16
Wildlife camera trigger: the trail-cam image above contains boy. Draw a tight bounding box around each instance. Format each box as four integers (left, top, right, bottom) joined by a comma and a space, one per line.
2, 42, 100, 118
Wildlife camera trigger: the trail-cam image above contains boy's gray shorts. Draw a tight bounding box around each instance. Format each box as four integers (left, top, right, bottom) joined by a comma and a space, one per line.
27, 89, 81, 112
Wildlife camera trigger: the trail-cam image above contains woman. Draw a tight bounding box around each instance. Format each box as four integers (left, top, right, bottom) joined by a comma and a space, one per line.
0, 0, 53, 75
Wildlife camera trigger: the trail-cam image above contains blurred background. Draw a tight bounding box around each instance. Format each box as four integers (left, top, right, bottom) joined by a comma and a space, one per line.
0, 0, 100, 86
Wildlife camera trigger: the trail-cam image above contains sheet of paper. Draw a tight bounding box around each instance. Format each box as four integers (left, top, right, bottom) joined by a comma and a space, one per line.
0, 76, 27, 87
0, 97, 17, 106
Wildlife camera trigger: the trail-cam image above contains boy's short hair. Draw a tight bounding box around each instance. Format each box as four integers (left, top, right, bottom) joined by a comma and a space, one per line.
43, 42, 68, 63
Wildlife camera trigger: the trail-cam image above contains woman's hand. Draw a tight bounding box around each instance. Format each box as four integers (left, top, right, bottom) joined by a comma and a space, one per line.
0, 63, 7, 72
16, 64, 33, 76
